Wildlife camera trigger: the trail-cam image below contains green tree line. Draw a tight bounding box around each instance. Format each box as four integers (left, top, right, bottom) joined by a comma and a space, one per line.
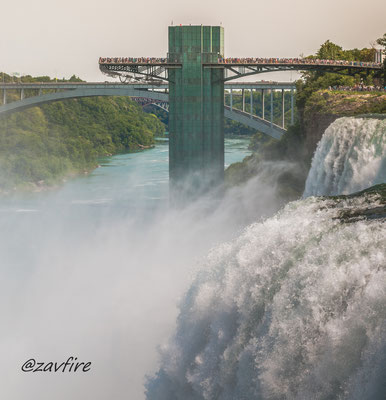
0, 73, 164, 192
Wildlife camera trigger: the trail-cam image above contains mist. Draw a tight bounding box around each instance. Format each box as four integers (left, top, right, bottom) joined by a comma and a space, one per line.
0, 143, 292, 399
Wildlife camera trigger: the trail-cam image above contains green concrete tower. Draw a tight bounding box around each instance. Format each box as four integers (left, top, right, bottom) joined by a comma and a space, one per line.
168, 25, 225, 198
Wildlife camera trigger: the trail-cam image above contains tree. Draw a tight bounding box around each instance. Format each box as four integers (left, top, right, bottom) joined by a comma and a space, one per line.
376, 33, 386, 53
376, 33, 386, 84
317, 40, 343, 60
69, 75, 83, 82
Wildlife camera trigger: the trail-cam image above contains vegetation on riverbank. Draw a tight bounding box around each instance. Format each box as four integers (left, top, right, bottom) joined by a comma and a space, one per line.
225, 35, 386, 200
0, 74, 164, 193
304, 90, 386, 116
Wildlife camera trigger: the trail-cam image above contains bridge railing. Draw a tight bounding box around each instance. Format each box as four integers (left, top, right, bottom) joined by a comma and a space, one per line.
99, 57, 172, 64
98, 57, 382, 69
217, 58, 382, 69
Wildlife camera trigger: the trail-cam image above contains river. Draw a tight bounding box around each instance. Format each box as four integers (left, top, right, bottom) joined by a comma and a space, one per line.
1, 119, 385, 400
0, 137, 251, 215
0, 137, 256, 400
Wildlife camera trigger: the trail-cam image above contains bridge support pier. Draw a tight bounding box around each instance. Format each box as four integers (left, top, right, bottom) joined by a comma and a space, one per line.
242, 89, 245, 112
21, 89, 25, 101
270, 89, 273, 129
2, 89, 6, 105
282, 89, 285, 128
291, 88, 294, 125
262, 89, 265, 119
230, 89, 233, 111
250, 89, 253, 118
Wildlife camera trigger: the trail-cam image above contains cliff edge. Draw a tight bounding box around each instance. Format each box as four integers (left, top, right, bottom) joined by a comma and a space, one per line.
303, 90, 386, 156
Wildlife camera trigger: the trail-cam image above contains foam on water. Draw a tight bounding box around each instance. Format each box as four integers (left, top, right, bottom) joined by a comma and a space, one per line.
147, 117, 386, 400
146, 194, 386, 400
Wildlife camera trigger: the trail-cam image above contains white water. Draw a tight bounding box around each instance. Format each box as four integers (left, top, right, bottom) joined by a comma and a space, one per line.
147, 117, 386, 400
304, 117, 386, 197
146, 195, 386, 400
1, 118, 385, 400
1, 139, 291, 400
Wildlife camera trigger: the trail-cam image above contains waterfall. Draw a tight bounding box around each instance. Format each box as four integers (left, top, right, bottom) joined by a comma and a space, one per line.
146, 117, 386, 400
146, 195, 386, 400
304, 117, 386, 197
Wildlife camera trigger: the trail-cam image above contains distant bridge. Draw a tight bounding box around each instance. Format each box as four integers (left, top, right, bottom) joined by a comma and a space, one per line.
0, 81, 295, 139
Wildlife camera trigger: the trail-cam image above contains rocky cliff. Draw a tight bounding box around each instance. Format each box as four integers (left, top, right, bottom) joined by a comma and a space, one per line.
303, 90, 386, 156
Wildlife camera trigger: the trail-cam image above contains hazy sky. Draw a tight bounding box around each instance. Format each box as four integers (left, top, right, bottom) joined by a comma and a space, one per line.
1, 0, 385, 81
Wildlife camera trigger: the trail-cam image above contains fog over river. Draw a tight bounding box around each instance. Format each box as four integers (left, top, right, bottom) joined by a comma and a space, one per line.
0, 121, 385, 400
0, 137, 277, 400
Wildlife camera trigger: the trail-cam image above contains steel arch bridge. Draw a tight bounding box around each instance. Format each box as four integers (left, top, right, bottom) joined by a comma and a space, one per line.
0, 81, 296, 139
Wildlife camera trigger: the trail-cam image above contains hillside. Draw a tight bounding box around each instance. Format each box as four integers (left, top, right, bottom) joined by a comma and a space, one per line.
0, 80, 164, 193
303, 90, 386, 153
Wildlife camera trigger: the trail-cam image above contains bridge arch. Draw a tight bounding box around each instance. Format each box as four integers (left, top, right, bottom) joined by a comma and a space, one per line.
0, 87, 168, 115
0, 84, 286, 139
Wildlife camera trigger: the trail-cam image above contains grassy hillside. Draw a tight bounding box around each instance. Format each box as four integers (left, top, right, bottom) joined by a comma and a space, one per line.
304, 90, 386, 117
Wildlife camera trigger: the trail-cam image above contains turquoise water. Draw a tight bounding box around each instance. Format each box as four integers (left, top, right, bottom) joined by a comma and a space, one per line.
0, 137, 250, 215
0, 137, 253, 400
0, 136, 252, 283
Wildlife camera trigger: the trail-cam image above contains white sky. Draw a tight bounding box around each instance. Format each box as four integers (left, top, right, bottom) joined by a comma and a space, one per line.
1, 0, 385, 81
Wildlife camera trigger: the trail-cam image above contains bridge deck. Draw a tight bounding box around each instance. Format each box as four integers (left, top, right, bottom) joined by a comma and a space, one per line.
0, 82, 168, 90
98, 58, 382, 70
0, 82, 296, 90
210, 60, 382, 70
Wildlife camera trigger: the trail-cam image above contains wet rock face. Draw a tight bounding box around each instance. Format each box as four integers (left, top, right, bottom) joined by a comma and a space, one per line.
336, 204, 386, 222
304, 113, 338, 157
333, 184, 386, 223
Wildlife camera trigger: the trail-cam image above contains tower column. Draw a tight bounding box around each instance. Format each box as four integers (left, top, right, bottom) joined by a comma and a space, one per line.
168, 25, 225, 200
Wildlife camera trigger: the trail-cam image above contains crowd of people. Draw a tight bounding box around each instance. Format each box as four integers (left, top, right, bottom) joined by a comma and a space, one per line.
99, 57, 168, 64
329, 85, 386, 92
218, 58, 382, 68
99, 56, 382, 69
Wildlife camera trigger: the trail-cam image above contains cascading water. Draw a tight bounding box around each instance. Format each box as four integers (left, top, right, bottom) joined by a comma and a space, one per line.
146, 117, 386, 400
304, 117, 386, 197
